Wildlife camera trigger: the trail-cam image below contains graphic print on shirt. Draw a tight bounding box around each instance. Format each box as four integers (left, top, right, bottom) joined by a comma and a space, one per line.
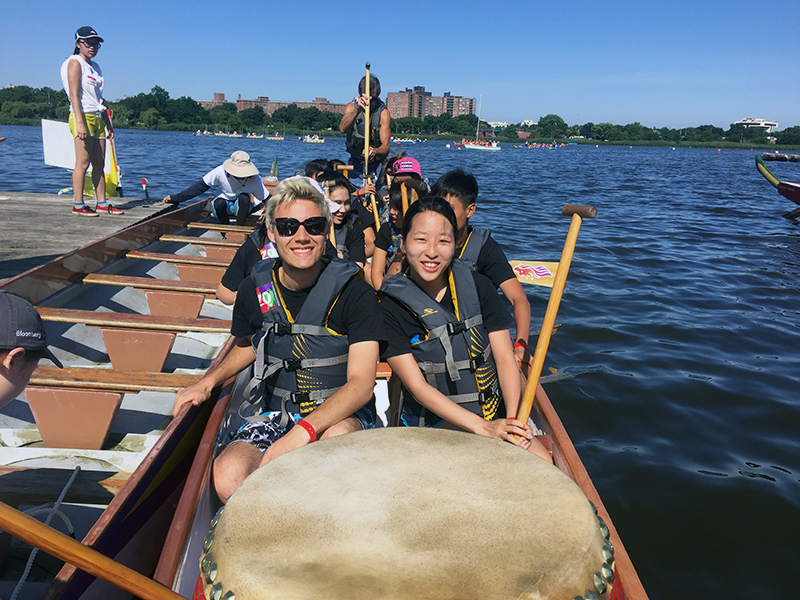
257, 282, 278, 313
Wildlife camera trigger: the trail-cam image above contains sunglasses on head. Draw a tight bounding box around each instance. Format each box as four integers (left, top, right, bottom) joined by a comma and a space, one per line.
273, 216, 328, 237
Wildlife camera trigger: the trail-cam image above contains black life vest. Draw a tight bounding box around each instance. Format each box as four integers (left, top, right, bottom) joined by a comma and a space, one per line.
240, 257, 360, 428
333, 212, 360, 260
380, 259, 501, 426
383, 222, 402, 275
249, 229, 278, 260
345, 99, 387, 160
457, 226, 491, 271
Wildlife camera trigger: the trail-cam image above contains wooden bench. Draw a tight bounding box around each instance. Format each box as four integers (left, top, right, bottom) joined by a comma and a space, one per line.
159, 234, 240, 261
82, 273, 217, 319
26, 367, 202, 450
38, 308, 231, 372
126, 250, 230, 268
186, 222, 254, 244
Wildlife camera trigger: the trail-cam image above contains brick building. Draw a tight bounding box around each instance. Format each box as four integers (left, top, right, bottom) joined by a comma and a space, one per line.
198, 92, 229, 111
386, 87, 476, 119
235, 95, 348, 116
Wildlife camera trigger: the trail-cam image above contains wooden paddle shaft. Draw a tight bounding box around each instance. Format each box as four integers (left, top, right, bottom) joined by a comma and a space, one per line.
0, 501, 184, 600
364, 62, 371, 170
517, 205, 596, 424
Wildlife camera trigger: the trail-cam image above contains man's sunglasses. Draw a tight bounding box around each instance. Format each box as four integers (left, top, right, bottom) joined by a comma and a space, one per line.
273, 216, 328, 237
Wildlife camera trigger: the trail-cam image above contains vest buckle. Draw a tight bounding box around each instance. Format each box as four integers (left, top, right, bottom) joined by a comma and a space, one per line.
291, 391, 310, 404
283, 358, 302, 371
468, 354, 485, 371
274, 322, 291, 336
447, 321, 467, 335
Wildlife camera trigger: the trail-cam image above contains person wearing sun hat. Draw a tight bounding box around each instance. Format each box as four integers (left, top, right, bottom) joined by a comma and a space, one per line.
163, 150, 270, 226
60, 26, 123, 216
0, 292, 63, 409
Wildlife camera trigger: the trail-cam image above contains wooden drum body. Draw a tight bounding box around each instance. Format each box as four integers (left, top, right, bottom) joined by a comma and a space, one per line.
200, 428, 614, 600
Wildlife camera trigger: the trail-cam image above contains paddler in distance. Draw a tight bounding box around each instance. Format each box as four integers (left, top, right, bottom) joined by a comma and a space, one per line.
172, 177, 385, 502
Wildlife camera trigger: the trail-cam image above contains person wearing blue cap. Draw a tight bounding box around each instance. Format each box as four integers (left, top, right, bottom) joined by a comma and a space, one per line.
0, 292, 63, 408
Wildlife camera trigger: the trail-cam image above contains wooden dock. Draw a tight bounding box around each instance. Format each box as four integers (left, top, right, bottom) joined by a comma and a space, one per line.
0, 192, 178, 282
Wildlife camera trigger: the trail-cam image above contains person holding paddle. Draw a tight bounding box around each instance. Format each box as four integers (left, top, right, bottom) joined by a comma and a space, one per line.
173, 177, 384, 502
339, 72, 391, 188
379, 197, 549, 460
61, 27, 123, 216
432, 169, 532, 363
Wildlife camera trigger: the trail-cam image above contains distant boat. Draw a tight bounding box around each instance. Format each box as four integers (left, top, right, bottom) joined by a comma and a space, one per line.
302, 135, 325, 144
266, 135, 284, 141
246, 133, 264, 139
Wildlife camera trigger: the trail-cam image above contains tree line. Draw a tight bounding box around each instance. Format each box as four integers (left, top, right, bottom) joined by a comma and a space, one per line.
1, 85, 798, 145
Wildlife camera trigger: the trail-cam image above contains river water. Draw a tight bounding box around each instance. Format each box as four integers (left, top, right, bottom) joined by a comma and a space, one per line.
2, 124, 799, 599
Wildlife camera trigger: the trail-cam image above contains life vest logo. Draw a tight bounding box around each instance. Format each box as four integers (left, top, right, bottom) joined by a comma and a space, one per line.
259, 242, 278, 259
257, 282, 278, 313
421, 308, 438, 317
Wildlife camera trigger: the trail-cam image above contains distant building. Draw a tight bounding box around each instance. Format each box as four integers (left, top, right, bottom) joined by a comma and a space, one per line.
198, 92, 229, 111
387, 87, 476, 119
488, 121, 507, 128
198, 93, 347, 115
734, 117, 778, 133
236, 96, 348, 116
521, 119, 538, 127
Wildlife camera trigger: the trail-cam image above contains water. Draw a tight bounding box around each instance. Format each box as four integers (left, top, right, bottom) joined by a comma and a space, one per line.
2, 124, 800, 599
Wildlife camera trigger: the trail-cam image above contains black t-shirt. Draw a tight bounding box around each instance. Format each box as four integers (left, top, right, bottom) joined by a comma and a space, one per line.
232, 262, 386, 351
375, 221, 401, 252
459, 229, 516, 290
221, 238, 262, 292
379, 271, 512, 359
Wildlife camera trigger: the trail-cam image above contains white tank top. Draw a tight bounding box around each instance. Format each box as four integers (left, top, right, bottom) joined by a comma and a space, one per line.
60, 55, 105, 115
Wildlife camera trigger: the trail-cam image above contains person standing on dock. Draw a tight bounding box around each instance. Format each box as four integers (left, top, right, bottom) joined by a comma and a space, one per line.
61, 26, 123, 216
0, 292, 63, 408
162, 151, 269, 226
339, 74, 391, 188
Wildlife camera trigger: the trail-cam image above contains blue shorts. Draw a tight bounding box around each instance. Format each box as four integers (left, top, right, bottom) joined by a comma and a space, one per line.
211, 194, 249, 219
232, 407, 375, 452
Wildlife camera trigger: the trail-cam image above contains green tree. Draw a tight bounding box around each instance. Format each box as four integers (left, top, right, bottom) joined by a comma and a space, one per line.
538, 114, 567, 138
239, 107, 266, 128
777, 126, 800, 145
151, 85, 170, 112
579, 122, 594, 138
503, 124, 519, 139
272, 104, 301, 124
624, 122, 643, 140
141, 108, 161, 128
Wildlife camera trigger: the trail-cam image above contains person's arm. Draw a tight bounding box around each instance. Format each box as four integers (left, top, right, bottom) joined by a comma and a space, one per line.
215, 283, 237, 305
163, 179, 211, 203
363, 226, 376, 259
489, 328, 521, 417
374, 108, 391, 157
339, 101, 358, 134
172, 337, 254, 416
66, 60, 87, 140
498, 277, 532, 363
371, 247, 388, 290
101, 110, 114, 141
387, 352, 532, 447
259, 340, 379, 465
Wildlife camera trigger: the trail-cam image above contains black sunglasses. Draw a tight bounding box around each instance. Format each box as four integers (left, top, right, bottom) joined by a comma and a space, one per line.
81, 39, 101, 47
273, 216, 328, 237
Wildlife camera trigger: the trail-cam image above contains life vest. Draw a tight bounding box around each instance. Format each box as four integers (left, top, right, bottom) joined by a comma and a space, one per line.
345, 99, 387, 159
383, 222, 402, 275
249, 229, 278, 260
334, 212, 360, 260
240, 257, 361, 428
380, 259, 501, 425
456, 226, 491, 271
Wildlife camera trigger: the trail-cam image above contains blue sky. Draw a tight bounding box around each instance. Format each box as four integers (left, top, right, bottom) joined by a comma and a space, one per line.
3, 0, 798, 129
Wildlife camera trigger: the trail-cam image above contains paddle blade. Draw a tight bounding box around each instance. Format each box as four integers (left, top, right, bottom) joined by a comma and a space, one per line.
509, 261, 559, 287
270, 153, 278, 178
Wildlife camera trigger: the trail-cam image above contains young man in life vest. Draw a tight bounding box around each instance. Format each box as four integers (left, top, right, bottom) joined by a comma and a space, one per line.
172, 178, 385, 503
431, 169, 532, 364
339, 74, 391, 188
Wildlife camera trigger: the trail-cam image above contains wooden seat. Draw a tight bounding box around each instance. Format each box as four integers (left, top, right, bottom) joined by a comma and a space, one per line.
158, 234, 241, 248
82, 274, 216, 319
37, 307, 231, 332
186, 223, 255, 234
125, 250, 230, 268
29, 366, 202, 392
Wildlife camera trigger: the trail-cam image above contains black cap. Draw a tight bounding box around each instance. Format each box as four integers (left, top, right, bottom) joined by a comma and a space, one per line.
0, 292, 63, 368
75, 26, 104, 43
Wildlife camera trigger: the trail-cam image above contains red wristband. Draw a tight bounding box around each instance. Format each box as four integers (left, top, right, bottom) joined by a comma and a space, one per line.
296, 420, 316, 443
514, 339, 528, 350
356, 189, 360, 197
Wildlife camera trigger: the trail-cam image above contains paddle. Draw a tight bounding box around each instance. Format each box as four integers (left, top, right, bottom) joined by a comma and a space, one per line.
508, 260, 560, 287
516, 205, 597, 425
0, 500, 183, 600
364, 61, 381, 228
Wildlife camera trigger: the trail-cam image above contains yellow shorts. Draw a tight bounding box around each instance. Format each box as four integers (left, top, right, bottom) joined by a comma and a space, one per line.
69, 113, 106, 139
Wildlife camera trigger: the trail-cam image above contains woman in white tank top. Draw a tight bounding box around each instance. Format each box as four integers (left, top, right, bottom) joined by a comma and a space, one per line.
60, 26, 122, 216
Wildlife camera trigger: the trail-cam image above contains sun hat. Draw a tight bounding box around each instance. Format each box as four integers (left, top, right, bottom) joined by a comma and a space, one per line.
223, 151, 260, 178
0, 292, 63, 368
392, 157, 422, 177
75, 26, 104, 42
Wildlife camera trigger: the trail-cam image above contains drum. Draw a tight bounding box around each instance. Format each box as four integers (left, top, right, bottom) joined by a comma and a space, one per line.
199, 428, 614, 600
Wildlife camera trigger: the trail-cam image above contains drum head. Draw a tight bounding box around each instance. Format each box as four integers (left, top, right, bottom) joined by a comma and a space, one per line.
201, 428, 610, 600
